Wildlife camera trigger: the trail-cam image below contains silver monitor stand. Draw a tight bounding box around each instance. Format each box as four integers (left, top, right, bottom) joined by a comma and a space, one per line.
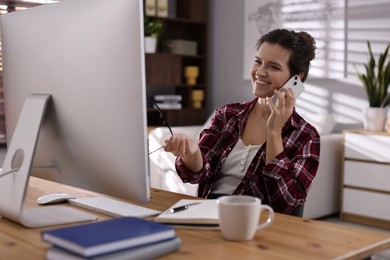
0, 94, 97, 228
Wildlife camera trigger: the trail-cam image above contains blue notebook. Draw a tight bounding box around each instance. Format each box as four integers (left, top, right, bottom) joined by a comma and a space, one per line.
46, 237, 182, 260
42, 217, 176, 257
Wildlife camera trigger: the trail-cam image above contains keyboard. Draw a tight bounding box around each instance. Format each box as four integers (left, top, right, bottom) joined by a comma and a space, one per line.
68, 197, 161, 218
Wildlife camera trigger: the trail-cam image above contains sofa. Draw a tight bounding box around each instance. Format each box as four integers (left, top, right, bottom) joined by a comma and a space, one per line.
148, 113, 352, 219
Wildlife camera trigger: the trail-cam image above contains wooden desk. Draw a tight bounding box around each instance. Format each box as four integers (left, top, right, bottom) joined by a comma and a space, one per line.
1, 177, 390, 259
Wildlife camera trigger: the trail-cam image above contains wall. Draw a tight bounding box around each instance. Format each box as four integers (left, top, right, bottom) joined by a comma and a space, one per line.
207, 0, 387, 126
208, 0, 253, 111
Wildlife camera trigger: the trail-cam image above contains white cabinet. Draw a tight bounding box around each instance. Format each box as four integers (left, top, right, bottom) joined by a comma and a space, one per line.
341, 130, 390, 230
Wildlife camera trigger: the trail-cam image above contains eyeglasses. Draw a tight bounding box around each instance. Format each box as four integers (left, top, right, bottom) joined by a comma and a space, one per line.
148, 99, 173, 155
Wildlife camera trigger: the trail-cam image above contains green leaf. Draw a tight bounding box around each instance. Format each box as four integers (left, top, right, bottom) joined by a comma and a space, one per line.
144, 16, 165, 38
356, 41, 390, 107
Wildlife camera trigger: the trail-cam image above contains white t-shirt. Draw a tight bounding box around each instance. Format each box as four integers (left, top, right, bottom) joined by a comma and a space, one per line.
211, 138, 261, 194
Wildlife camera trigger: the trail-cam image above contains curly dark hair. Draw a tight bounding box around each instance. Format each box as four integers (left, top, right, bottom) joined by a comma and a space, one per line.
256, 29, 316, 82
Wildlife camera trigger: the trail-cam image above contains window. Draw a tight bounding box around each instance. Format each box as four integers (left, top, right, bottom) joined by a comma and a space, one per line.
243, 0, 345, 80
345, 0, 390, 83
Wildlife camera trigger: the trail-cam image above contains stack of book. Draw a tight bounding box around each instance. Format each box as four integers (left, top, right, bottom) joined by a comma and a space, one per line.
154, 95, 182, 110
42, 217, 181, 259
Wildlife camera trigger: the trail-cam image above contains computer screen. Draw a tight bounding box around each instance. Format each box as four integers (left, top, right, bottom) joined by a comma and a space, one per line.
1, 0, 150, 203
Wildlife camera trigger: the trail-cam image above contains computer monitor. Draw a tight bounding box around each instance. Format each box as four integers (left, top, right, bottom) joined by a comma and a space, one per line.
1, 0, 149, 207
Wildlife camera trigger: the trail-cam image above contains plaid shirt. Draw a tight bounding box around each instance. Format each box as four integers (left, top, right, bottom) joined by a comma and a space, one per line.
175, 98, 320, 214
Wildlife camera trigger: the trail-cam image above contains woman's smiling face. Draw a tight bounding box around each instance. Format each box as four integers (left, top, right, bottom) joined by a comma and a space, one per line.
250, 42, 292, 98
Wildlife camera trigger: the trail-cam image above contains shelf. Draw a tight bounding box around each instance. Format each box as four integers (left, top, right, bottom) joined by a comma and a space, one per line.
144, 0, 208, 126
147, 107, 206, 127
145, 0, 207, 23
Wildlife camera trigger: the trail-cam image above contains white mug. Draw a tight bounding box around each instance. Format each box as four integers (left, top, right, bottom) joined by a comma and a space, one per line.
217, 195, 274, 241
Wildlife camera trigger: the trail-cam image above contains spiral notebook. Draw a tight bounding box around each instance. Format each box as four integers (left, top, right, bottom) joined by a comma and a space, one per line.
155, 199, 220, 228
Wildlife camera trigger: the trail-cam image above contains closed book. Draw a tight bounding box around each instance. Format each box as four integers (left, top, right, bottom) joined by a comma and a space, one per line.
156, 102, 182, 110
154, 94, 182, 102
155, 199, 219, 228
162, 40, 198, 56
46, 237, 182, 260
42, 217, 176, 257
167, 0, 176, 18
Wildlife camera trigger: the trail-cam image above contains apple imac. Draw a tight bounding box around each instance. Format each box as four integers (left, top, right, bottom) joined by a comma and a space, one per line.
0, 0, 149, 227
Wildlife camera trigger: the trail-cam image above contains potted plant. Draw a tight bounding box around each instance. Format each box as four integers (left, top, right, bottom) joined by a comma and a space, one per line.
144, 16, 164, 53
356, 41, 390, 131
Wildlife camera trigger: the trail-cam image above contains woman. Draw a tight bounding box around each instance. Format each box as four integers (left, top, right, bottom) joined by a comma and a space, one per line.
164, 29, 320, 214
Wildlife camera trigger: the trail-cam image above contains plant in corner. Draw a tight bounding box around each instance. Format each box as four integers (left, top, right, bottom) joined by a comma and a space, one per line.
356, 41, 390, 108
355, 41, 390, 131
144, 16, 165, 39
144, 16, 164, 53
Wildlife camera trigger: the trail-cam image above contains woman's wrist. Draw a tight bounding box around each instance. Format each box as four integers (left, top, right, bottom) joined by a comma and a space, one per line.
181, 148, 203, 173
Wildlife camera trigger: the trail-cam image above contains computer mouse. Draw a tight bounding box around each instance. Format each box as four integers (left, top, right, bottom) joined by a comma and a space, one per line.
36, 193, 76, 205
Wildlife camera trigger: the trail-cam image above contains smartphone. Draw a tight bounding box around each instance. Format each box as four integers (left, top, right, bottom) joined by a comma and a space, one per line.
281, 75, 305, 99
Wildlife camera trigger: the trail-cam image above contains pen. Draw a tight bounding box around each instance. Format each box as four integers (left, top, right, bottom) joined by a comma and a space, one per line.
167, 202, 201, 214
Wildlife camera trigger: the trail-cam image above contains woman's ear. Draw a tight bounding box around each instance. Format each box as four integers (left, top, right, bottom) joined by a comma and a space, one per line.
298, 72, 304, 81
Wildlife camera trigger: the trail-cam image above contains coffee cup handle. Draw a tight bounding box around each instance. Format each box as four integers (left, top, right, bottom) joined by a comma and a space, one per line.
257, 205, 275, 231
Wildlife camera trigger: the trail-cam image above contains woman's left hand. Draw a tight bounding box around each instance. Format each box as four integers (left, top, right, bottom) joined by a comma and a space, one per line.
266, 88, 295, 133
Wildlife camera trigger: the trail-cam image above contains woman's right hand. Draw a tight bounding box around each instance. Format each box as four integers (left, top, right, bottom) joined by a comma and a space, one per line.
164, 133, 203, 172
164, 133, 199, 158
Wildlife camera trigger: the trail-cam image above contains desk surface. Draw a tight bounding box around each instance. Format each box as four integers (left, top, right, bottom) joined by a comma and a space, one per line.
1, 177, 389, 260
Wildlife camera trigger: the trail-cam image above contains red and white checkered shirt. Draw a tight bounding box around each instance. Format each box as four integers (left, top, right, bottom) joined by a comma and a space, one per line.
175, 98, 320, 214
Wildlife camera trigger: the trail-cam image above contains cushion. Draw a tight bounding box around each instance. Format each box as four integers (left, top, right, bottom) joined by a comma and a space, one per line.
299, 112, 336, 135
